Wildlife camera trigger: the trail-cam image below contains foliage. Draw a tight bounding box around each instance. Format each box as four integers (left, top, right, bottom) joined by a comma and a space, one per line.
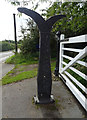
20, 17, 57, 57
7, 0, 41, 11
8, 0, 53, 7
82, 55, 87, 62
5, 52, 56, 65
46, 2, 87, 38
20, 19, 39, 55
19, 2, 87, 58
3, 59, 56, 85
5, 53, 39, 65
0, 40, 15, 52
2, 68, 37, 85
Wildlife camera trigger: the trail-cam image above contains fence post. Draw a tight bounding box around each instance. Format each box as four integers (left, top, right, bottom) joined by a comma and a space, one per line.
59, 34, 65, 74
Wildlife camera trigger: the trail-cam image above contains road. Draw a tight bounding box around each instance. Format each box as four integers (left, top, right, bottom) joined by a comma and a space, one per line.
0, 51, 15, 119
0, 49, 18, 119
0, 51, 14, 79
0, 51, 14, 63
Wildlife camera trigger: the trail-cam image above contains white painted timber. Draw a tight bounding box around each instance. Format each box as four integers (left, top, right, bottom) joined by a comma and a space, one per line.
69, 67, 87, 81
62, 48, 82, 52
61, 46, 87, 73
62, 61, 87, 91
64, 71, 87, 94
61, 34, 87, 44
77, 61, 87, 67
60, 34, 65, 40
62, 56, 87, 67
59, 34, 87, 111
62, 61, 87, 81
61, 73, 87, 111
62, 62, 87, 80
59, 43, 64, 73
62, 55, 73, 60
62, 61, 67, 66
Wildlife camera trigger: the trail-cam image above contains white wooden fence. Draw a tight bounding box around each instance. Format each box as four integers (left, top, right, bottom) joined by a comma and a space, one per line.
59, 34, 87, 111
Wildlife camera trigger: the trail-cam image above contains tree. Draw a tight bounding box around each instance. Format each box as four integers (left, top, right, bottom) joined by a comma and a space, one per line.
0, 41, 15, 52
46, 2, 87, 38
20, 19, 39, 55
20, 17, 57, 57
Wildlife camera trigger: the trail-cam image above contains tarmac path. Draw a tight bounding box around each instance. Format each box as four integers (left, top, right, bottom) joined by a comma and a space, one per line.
0, 51, 15, 120
2, 75, 86, 118
1, 51, 86, 118
0, 49, 20, 78
0, 51, 15, 79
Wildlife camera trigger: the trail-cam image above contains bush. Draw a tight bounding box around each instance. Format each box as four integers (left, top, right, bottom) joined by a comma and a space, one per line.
5, 53, 39, 65
20, 19, 57, 58
20, 24, 39, 55
0, 41, 15, 52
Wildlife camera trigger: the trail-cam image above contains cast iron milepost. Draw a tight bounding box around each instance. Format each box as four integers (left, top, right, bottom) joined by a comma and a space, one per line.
18, 7, 66, 104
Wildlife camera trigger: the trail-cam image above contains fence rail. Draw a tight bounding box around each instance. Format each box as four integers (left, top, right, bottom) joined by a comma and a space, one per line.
59, 34, 87, 111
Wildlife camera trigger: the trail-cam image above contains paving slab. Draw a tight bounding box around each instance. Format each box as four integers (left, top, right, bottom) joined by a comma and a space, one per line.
2, 63, 14, 77
2, 77, 86, 118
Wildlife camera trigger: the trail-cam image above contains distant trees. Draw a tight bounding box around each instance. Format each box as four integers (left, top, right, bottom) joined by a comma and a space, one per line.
0, 40, 15, 52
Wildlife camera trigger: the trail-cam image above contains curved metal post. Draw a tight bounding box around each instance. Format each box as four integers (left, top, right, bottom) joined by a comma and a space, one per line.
18, 7, 66, 104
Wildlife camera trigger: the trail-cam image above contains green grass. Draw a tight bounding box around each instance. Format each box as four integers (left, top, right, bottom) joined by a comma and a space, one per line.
3, 53, 56, 85
2, 68, 37, 85
2, 61, 56, 85
6, 53, 56, 65
51, 62, 56, 72
4, 53, 87, 90
7, 65, 26, 75
5, 53, 39, 65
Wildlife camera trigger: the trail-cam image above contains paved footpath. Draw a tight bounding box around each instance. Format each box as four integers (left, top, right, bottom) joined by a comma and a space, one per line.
2, 77, 86, 118
0, 51, 14, 120
0, 50, 14, 79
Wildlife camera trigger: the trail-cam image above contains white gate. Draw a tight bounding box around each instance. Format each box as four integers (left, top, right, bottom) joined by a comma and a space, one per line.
59, 34, 87, 111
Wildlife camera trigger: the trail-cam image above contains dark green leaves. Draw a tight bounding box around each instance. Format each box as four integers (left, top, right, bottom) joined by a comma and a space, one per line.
46, 2, 87, 38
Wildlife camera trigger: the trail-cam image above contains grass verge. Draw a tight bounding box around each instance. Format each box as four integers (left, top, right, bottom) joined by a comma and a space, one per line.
2, 68, 37, 85
5, 53, 39, 65
2, 60, 56, 85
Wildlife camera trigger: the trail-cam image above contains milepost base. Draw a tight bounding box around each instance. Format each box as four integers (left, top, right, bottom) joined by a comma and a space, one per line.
33, 95, 55, 104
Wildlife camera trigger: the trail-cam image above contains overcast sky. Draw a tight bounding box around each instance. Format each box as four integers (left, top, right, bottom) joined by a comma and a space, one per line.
0, 0, 18, 41
0, 0, 57, 41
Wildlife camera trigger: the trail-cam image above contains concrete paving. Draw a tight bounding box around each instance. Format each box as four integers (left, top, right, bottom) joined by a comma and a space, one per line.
0, 63, 14, 80
2, 63, 14, 78
0, 51, 14, 63
0, 51, 14, 120
0, 63, 14, 120
0, 50, 14, 79
2, 77, 86, 118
